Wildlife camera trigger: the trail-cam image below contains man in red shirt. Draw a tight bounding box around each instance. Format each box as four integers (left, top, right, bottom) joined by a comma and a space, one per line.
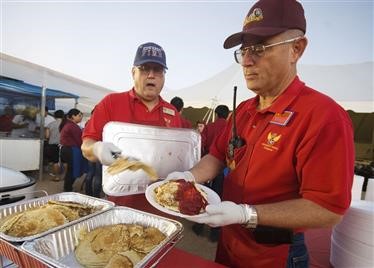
0, 106, 15, 134
82, 42, 182, 211
167, 0, 354, 267
201, 105, 229, 156
170, 96, 192, 128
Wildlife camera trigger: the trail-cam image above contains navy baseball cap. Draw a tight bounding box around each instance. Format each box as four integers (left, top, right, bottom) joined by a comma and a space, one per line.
133, 42, 167, 69
223, 0, 306, 49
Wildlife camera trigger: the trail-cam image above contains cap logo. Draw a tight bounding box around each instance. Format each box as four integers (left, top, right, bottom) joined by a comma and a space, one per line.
243, 8, 263, 27
142, 46, 163, 59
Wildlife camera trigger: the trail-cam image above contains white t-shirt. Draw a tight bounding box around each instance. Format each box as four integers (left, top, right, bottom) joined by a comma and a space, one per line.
36, 114, 55, 127
11, 115, 36, 137
46, 118, 62, 144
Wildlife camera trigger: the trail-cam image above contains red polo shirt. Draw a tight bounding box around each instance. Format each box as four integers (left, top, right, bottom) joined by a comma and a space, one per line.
209, 76, 354, 267
83, 88, 182, 141
201, 118, 228, 155
181, 117, 192, 128
0, 114, 13, 132
82, 88, 182, 215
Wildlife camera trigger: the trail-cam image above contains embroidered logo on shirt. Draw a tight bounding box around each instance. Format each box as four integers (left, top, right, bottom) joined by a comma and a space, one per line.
261, 132, 281, 152
270, 111, 293, 126
163, 107, 175, 116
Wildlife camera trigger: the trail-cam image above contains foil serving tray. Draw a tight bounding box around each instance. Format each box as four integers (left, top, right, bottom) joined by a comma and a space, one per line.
21, 206, 183, 268
102, 122, 201, 195
0, 192, 115, 242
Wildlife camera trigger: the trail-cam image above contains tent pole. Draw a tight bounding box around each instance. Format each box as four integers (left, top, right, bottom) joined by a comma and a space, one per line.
38, 74, 47, 181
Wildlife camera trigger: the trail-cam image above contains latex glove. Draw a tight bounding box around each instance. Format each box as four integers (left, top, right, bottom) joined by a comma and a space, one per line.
188, 201, 248, 227
166, 171, 195, 182
93, 141, 122, 166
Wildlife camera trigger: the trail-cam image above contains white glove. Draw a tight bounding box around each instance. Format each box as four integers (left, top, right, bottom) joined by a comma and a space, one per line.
166, 171, 195, 182
93, 141, 122, 166
189, 201, 249, 227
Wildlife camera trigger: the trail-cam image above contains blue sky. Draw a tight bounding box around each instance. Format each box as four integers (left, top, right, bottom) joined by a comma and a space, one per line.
1, 0, 373, 91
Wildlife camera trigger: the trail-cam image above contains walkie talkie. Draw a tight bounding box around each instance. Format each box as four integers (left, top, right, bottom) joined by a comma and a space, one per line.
228, 86, 245, 160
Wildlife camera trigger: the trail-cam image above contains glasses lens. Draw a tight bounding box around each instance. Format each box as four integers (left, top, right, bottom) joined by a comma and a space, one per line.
253, 45, 265, 57
234, 45, 267, 64
138, 65, 165, 76
234, 49, 242, 64
152, 66, 165, 75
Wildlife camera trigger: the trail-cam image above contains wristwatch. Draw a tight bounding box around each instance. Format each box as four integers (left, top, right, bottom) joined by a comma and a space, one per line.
241, 204, 258, 229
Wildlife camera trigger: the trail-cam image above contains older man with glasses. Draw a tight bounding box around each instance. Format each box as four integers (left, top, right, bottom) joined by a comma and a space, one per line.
82, 42, 182, 208
166, 0, 354, 267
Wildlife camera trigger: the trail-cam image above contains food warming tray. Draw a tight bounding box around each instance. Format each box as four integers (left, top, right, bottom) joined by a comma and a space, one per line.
0, 192, 115, 242
0, 166, 37, 205
21, 206, 183, 268
102, 122, 201, 195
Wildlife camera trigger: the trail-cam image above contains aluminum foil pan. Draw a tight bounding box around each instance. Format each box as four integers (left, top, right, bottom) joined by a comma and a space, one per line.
22, 207, 183, 268
0, 192, 115, 242
102, 122, 201, 196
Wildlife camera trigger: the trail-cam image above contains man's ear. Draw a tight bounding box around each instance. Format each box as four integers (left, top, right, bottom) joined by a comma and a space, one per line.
131, 66, 136, 79
291, 37, 308, 63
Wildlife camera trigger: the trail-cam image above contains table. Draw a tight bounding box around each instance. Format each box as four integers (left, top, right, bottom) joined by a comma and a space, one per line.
1, 228, 332, 268
158, 248, 226, 268
0, 238, 226, 268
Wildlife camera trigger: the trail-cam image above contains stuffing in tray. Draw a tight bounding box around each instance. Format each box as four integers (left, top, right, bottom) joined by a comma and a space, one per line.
0, 200, 101, 237
75, 224, 166, 268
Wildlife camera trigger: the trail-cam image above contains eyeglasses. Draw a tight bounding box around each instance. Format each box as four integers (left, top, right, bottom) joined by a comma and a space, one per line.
234, 36, 303, 64
136, 65, 166, 76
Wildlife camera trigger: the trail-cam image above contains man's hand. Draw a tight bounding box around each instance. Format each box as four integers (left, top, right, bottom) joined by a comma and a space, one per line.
166, 171, 195, 182
92, 141, 122, 166
188, 201, 248, 227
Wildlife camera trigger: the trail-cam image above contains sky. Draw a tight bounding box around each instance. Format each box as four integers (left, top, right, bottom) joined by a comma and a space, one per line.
1, 0, 373, 92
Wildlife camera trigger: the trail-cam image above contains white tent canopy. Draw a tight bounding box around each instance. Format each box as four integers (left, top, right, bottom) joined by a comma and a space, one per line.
163, 62, 374, 112
1, 53, 372, 113
0, 53, 114, 113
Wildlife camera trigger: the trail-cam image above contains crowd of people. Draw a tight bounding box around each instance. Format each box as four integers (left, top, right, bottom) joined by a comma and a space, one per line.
0, 105, 39, 137
0, 1, 356, 267
0, 105, 101, 197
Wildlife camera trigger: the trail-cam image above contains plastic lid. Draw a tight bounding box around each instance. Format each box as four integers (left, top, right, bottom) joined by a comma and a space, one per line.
0, 166, 31, 188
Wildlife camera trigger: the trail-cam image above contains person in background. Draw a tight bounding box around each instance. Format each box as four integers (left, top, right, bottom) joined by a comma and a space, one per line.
45, 110, 65, 181
166, 0, 354, 267
85, 161, 102, 198
84, 107, 103, 198
170, 96, 192, 128
0, 106, 17, 135
81, 42, 182, 210
196, 120, 205, 133
201, 105, 230, 156
11, 106, 38, 137
36, 106, 56, 127
60, 108, 85, 192
193, 104, 230, 241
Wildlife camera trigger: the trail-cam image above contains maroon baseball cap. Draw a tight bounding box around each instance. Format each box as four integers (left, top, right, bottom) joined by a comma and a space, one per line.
223, 0, 306, 49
